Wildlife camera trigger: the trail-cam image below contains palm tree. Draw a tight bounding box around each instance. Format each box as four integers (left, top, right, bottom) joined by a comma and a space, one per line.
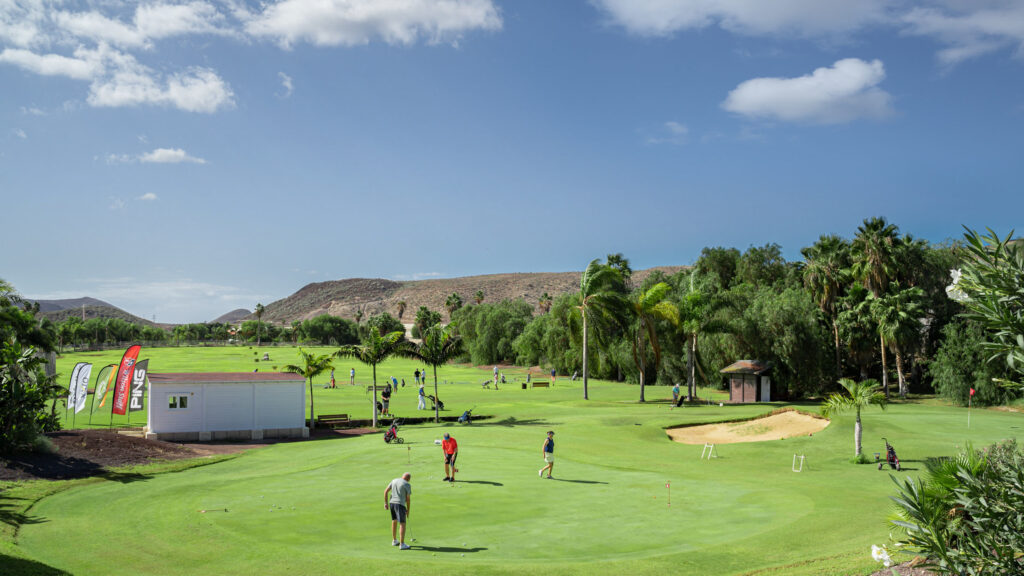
254, 303, 265, 346
801, 235, 851, 379
850, 217, 899, 298
474, 290, 484, 305
537, 292, 553, 314
821, 378, 887, 457
407, 324, 463, 423
445, 293, 463, 317
396, 300, 407, 321
283, 349, 334, 432
573, 259, 627, 400
676, 272, 715, 401
355, 308, 364, 325
871, 284, 926, 398
334, 327, 408, 427
629, 282, 679, 403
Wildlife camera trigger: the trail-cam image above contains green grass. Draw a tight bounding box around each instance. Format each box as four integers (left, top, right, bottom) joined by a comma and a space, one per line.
4, 346, 1022, 575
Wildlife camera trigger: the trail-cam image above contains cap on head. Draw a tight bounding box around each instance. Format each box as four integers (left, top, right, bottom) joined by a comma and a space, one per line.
547, 430, 554, 436
444, 433, 450, 439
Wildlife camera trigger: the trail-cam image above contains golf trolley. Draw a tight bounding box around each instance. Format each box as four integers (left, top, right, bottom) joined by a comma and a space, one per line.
877, 437, 901, 471
458, 407, 474, 424
384, 419, 404, 444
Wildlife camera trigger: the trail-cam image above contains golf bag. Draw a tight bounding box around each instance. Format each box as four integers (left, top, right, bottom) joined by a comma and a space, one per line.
384, 420, 404, 444
427, 395, 444, 411
458, 408, 473, 424
878, 437, 901, 471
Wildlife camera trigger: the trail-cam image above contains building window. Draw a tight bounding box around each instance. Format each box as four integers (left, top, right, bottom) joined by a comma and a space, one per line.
168, 394, 189, 410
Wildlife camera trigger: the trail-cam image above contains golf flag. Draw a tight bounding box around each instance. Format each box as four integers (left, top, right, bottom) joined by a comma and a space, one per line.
112, 345, 142, 415
73, 363, 92, 414
93, 364, 116, 410
970, 388, 976, 396
129, 359, 148, 412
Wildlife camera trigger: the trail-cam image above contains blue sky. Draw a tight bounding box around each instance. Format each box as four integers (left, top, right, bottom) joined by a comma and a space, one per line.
2, 0, 1023, 323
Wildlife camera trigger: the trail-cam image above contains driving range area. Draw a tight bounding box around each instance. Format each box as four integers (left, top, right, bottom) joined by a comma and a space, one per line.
3, 349, 1021, 575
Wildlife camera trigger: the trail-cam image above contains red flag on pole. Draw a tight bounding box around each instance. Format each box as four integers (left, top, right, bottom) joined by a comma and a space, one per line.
112, 345, 141, 415
970, 388, 976, 396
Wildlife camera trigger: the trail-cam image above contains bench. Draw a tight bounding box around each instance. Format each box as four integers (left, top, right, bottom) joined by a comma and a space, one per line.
316, 413, 350, 428
365, 385, 388, 394
531, 381, 550, 389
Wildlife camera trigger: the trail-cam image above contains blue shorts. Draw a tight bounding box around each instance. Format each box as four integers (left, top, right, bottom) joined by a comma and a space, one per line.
389, 503, 407, 523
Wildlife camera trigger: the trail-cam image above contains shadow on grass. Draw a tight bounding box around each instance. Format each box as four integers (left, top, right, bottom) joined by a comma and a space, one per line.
410, 545, 488, 553
473, 416, 559, 428
453, 480, 503, 486
97, 470, 153, 483
548, 478, 608, 485
0, 494, 48, 530
0, 553, 71, 576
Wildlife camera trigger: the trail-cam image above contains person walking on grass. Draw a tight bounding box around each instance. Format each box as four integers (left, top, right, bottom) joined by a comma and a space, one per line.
330, 368, 336, 389
539, 430, 555, 478
550, 367, 556, 385
381, 385, 392, 417
442, 433, 458, 482
414, 369, 420, 385
384, 472, 412, 550
350, 367, 355, 386
417, 383, 426, 410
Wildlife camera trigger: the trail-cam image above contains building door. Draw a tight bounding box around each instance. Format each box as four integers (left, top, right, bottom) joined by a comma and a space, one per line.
760, 377, 771, 402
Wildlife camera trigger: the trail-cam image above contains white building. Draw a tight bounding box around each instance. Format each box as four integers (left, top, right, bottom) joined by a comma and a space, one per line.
145, 372, 308, 441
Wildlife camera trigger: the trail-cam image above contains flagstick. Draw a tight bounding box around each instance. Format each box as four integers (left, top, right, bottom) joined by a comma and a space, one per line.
967, 395, 971, 429
667, 481, 671, 507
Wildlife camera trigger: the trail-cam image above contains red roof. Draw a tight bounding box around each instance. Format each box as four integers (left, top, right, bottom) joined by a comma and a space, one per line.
149, 372, 306, 384
719, 360, 771, 375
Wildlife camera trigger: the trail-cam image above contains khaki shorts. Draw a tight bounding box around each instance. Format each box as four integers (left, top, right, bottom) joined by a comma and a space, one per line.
544, 454, 554, 463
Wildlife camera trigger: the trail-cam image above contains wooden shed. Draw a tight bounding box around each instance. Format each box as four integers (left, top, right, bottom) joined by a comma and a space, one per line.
145, 372, 308, 441
721, 360, 774, 403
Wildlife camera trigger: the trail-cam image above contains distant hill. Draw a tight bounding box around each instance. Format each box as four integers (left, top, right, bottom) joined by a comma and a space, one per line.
33, 298, 157, 327
212, 308, 251, 324
256, 267, 688, 325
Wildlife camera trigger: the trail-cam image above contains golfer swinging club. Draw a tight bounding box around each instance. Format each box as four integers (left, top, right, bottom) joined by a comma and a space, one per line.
539, 430, 555, 479
442, 433, 458, 482
384, 472, 412, 550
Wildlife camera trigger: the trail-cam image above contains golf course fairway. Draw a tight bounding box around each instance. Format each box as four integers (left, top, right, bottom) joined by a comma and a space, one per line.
6, 351, 1023, 575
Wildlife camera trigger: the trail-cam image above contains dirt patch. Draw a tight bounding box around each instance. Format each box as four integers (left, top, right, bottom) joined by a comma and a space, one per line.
667, 409, 829, 445
869, 561, 936, 576
0, 427, 383, 482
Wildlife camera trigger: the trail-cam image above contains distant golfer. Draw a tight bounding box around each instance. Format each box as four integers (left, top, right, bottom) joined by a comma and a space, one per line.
550, 367, 556, 384
539, 430, 555, 479
442, 433, 458, 482
350, 367, 355, 386
414, 369, 420, 385
381, 386, 392, 416
330, 368, 336, 389
391, 375, 399, 393
384, 472, 412, 550
672, 383, 680, 404
417, 384, 426, 410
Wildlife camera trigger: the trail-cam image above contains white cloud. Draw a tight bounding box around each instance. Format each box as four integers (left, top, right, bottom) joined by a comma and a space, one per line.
108, 196, 126, 210
139, 148, 206, 164
592, 0, 890, 38
138, 192, 158, 201
722, 58, 893, 124
277, 71, 293, 98
902, 4, 1024, 65
53, 2, 230, 49
0, 47, 99, 80
12, 128, 26, 139
0, 0, 48, 48
88, 63, 235, 113
646, 121, 688, 145
245, 0, 502, 48
20, 106, 46, 116
105, 153, 134, 164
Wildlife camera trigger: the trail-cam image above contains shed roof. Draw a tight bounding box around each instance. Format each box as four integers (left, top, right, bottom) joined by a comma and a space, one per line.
149, 372, 306, 384
719, 360, 771, 375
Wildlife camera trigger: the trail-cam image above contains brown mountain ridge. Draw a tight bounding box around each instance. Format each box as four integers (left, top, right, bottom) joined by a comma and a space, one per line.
257, 267, 688, 325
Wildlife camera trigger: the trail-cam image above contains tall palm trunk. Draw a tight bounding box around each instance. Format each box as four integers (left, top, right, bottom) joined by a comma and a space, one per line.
832, 319, 841, 380
686, 333, 696, 400
879, 334, 889, 398
637, 334, 646, 403
895, 349, 907, 399
433, 365, 439, 424
372, 364, 378, 428
854, 410, 863, 456
582, 311, 589, 400
309, 378, 316, 431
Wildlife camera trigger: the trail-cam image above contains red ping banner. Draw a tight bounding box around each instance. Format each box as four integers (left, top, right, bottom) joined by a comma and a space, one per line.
112, 345, 142, 415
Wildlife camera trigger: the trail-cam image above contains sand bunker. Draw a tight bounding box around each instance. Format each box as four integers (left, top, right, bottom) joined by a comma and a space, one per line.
667, 409, 830, 445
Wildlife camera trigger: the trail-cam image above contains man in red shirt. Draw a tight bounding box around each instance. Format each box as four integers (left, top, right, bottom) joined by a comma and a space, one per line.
441, 433, 458, 482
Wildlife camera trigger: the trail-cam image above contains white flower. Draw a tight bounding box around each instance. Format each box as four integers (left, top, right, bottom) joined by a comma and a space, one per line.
871, 544, 893, 567
946, 268, 969, 302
